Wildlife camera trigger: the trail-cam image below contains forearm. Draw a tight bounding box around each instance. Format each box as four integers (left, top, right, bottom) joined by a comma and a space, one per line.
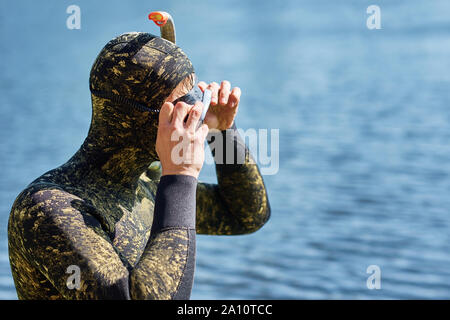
131, 175, 197, 300
206, 122, 271, 232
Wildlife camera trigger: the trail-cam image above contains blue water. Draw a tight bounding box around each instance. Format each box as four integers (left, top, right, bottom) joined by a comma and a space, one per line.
1, 0, 450, 299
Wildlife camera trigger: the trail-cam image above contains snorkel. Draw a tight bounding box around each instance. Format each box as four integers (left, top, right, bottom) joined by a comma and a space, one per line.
148, 11, 176, 44
149, 11, 211, 127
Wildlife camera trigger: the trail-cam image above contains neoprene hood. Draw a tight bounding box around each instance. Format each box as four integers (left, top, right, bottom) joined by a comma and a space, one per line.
85, 32, 195, 163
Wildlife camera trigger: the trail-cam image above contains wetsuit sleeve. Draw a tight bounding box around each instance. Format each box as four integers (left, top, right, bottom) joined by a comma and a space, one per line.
196, 122, 271, 235
131, 174, 196, 299
10, 176, 197, 300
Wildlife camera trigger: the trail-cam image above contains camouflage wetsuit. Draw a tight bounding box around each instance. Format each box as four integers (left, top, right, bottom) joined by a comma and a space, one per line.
8, 32, 270, 300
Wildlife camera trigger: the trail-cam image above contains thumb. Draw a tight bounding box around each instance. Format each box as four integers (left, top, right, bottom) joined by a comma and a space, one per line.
159, 102, 174, 125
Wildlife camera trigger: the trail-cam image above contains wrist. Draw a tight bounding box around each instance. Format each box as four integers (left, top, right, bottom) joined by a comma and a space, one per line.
161, 169, 199, 179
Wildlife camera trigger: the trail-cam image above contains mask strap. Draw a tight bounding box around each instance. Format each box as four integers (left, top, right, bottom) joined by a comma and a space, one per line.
91, 90, 160, 114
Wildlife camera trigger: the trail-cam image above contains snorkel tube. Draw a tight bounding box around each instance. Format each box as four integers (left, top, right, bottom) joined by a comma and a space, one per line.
148, 11, 176, 43
148, 10, 211, 126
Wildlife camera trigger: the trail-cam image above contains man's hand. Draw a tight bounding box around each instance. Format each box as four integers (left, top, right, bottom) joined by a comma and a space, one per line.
156, 101, 210, 179
198, 80, 241, 131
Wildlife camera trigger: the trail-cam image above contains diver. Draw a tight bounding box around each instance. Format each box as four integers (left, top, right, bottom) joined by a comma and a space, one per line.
8, 31, 270, 299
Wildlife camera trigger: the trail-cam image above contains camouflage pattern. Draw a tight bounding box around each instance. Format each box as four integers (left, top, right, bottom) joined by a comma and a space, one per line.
8, 32, 270, 299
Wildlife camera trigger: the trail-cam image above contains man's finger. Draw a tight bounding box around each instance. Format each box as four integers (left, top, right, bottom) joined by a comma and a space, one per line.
198, 81, 207, 92
219, 81, 231, 105
159, 102, 174, 124
172, 102, 190, 127
207, 82, 220, 105
186, 101, 203, 131
228, 87, 241, 108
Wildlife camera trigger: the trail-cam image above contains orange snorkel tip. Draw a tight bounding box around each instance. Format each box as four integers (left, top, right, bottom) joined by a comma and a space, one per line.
148, 10, 176, 44
148, 11, 169, 27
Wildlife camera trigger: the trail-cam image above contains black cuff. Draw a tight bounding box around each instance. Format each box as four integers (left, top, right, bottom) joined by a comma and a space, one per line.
151, 175, 197, 234
207, 121, 248, 166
